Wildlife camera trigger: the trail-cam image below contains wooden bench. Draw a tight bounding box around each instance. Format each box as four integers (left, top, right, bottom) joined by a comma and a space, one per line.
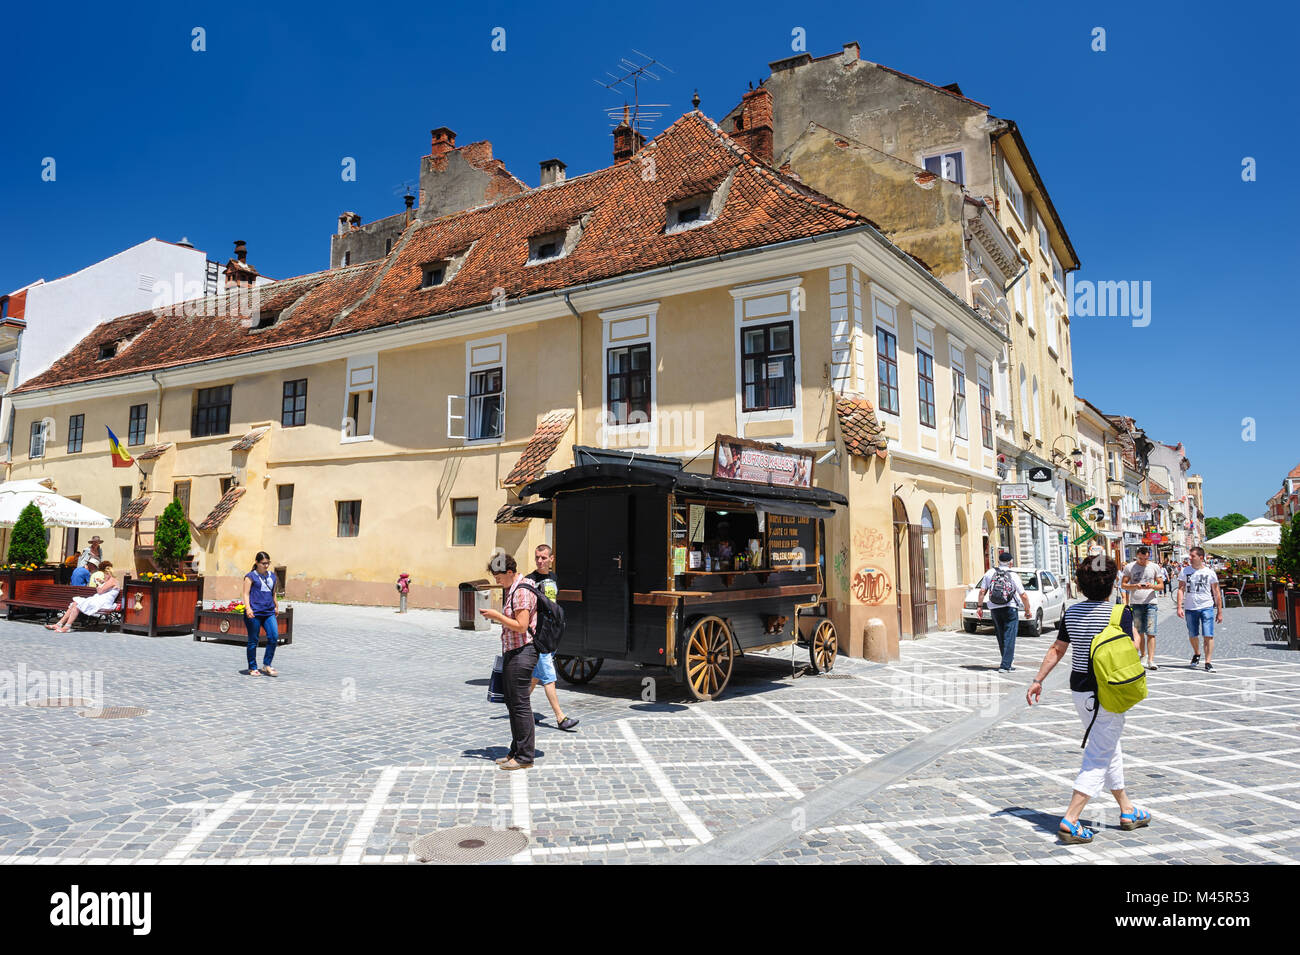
6, 583, 125, 631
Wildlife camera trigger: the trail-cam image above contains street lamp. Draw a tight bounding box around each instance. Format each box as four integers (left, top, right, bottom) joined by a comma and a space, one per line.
1049, 435, 1083, 470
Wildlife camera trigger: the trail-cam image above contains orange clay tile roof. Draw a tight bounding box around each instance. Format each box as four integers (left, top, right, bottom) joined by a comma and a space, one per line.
231, 427, 270, 452
1289, 462, 1300, 480
1148, 479, 1169, 496
197, 486, 246, 532
114, 497, 150, 529
835, 395, 888, 460
15, 112, 865, 395
134, 443, 172, 461
504, 410, 575, 487
494, 504, 530, 525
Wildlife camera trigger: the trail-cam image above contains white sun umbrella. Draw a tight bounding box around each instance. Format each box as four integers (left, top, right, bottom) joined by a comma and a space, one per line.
1203, 517, 1281, 588
0, 480, 114, 528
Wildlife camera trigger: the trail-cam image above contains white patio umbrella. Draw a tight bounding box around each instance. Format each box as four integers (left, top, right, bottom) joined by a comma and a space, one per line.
1203, 517, 1281, 588
0, 480, 113, 528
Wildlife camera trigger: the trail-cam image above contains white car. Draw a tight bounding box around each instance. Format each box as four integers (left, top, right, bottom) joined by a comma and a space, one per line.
962, 567, 1066, 637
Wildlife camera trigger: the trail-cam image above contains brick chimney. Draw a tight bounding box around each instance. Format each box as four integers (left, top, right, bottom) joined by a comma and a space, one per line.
732, 87, 774, 165
612, 106, 646, 164
430, 127, 457, 160
539, 159, 567, 186
224, 240, 260, 288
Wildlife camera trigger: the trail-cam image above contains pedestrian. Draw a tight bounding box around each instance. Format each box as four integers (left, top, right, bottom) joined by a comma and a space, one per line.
1177, 546, 1223, 672
1121, 546, 1165, 670
479, 552, 537, 771
525, 544, 578, 731
243, 551, 280, 677
47, 562, 119, 632
1026, 553, 1151, 844
976, 550, 1031, 673
70, 535, 105, 586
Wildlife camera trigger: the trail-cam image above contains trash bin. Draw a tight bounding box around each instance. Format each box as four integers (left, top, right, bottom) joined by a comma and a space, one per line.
458, 580, 492, 631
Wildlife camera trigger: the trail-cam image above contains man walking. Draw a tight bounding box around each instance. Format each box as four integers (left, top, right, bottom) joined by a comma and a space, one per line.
976, 551, 1032, 673
1122, 546, 1166, 670
480, 553, 538, 770
1177, 546, 1223, 672
525, 544, 578, 731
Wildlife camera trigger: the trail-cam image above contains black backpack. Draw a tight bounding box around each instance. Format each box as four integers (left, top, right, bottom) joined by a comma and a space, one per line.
990, 567, 1016, 604
513, 580, 566, 655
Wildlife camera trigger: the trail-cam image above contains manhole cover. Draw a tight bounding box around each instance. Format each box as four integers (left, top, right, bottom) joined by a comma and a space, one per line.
411, 826, 528, 863
25, 698, 94, 708
77, 706, 149, 719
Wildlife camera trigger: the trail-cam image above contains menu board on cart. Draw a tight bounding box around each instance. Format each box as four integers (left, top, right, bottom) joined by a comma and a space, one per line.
765, 513, 815, 570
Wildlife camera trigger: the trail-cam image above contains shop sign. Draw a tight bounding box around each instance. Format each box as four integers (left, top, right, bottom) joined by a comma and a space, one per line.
1027, 466, 1052, 483
765, 513, 814, 569
999, 483, 1030, 501
713, 434, 813, 489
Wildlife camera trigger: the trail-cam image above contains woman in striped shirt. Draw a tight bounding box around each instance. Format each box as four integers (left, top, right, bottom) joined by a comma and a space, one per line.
1026, 553, 1153, 844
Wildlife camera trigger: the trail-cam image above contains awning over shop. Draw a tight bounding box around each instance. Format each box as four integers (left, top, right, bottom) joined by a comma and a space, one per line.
1013, 496, 1068, 529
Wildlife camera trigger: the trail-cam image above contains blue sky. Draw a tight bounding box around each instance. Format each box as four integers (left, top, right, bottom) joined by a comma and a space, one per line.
2, 0, 1295, 517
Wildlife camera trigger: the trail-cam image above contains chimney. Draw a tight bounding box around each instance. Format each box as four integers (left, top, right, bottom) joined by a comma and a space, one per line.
337, 213, 350, 236
224, 240, 259, 288
612, 107, 646, 164
404, 193, 415, 226
733, 87, 774, 165
842, 41, 860, 64
539, 158, 567, 186
430, 127, 457, 160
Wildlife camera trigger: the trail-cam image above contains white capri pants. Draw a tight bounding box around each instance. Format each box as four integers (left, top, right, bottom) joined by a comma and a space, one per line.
1072, 690, 1126, 797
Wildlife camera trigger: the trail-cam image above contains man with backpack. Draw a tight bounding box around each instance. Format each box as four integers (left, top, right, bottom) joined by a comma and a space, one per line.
525, 544, 579, 731
976, 550, 1032, 672
480, 552, 540, 771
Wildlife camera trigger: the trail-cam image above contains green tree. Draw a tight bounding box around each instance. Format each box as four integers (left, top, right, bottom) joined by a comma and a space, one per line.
153, 499, 192, 574
1205, 512, 1249, 541
7, 502, 48, 566
1276, 515, 1300, 580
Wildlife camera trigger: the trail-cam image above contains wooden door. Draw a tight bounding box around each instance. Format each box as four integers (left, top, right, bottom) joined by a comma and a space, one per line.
908, 524, 928, 636
583, 494, 630, 655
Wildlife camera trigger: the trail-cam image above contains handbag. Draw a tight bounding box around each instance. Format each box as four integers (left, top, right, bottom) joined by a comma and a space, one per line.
487, 654, 505, 704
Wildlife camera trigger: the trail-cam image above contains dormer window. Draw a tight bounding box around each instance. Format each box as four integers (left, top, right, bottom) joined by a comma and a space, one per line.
528, 231, 565, 264
665, 171, 734, 235
250, 310, 280, 331
98, 343, 117, 360
422, 263, 447, 288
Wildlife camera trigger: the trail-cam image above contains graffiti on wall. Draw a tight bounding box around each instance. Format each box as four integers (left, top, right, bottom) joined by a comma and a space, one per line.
851, 567, 892, 605
853, 527, 888, 561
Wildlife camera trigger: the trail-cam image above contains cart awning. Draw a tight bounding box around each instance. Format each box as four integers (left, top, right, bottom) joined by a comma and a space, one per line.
708, 494, 834, 521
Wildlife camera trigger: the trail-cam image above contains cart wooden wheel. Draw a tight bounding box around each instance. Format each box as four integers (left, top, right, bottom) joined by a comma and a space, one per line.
808, 619, 838, 673
555, 656, 603, 684
681, 616, 734, 701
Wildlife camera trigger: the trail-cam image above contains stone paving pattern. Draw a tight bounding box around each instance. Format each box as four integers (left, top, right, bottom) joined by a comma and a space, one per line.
0, 592, 1295, 864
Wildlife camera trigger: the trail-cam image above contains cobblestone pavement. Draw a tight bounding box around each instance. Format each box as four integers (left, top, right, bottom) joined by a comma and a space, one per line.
0, 592, 1295, 865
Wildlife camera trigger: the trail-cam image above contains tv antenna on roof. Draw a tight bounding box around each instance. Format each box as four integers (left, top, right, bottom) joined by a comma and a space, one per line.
595, 49, 674, 139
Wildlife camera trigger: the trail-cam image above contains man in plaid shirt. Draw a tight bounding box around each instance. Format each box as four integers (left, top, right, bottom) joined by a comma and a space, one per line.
480, 552, 538, 770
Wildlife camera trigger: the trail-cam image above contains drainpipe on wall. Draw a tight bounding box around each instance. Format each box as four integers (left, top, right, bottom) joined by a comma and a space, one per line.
563, 293, 583, 447
150, 373, 164, 445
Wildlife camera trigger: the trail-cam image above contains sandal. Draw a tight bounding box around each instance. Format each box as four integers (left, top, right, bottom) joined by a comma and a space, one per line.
1120, 808, 1151, 831
1059, 817, 1094, 844
248, 667, 261, 676
260, 667, 278, 677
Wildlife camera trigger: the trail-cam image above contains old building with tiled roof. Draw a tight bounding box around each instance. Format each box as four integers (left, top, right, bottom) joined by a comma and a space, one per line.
7, 104, 1009, 657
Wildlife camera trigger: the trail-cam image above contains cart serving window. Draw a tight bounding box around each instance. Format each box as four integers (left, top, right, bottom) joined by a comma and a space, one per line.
519, 441, 845, 701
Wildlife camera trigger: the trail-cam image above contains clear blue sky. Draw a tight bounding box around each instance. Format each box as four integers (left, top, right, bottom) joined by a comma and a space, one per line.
2, 0, 1295, 517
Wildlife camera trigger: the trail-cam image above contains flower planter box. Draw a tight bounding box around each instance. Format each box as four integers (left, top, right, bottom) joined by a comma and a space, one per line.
193, 606, 294, 647
1, 568, 61, 615
120, 577, 205, 637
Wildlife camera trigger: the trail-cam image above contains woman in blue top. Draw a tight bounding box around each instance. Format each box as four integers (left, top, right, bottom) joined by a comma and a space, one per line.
243, 551, 280, 676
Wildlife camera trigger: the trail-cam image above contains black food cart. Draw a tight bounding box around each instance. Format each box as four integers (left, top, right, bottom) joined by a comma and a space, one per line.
519, 444, 847, 700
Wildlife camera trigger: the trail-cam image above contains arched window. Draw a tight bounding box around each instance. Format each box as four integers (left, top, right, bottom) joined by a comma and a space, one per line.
920, 504, 938, 629
1032, 376, 1042, 439
1019, 366, 1028, 434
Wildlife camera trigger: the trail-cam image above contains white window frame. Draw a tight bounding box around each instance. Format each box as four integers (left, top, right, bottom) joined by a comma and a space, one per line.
29, 420, 46, 459
463, 335, 507, 446
949, 339, 968, 444
1037, 207, 1051, 259
913, 312, 937, 435
1012, 275, 1025, 320
1032, 376, 1042, 440
871, 284, 901, 423
1019, 365, 1029, 438
731, 277, 804, 442
920, 147, 966, 185
1002, 159, 1026, 228
341, 352, 378, 444
599, 303, 658, 449
975, 355, 995, 455
1051, 248, 1064, 291
1045, 293, 1060, 357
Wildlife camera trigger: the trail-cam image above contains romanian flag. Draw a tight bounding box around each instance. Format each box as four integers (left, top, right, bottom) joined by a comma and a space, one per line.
106, 427, 134, 468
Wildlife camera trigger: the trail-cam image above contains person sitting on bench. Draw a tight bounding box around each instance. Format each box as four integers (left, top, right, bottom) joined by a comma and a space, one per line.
46, 562, 119, 633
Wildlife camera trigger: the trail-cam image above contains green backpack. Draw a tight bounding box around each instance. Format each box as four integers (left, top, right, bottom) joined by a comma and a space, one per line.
1081, 604, 1148, 747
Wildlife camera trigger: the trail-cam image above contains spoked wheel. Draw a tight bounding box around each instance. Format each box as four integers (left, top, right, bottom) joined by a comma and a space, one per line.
555, 656, 604, 684
681, 615, 734, 701
808, 619, 838, 673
